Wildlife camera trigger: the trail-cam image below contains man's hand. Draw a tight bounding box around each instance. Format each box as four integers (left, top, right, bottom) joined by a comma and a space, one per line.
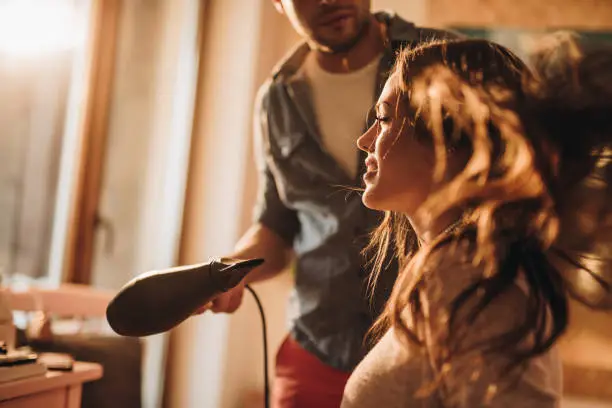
192, 223, 292, 316
210, 281, 246, 313
192, 281, 246, 315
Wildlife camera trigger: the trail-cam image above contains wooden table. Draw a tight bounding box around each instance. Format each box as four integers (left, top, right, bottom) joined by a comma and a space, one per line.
0, 362, 103, 408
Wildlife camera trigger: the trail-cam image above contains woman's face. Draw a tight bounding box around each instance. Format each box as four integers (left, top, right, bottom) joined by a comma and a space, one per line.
357, 73, 437, 214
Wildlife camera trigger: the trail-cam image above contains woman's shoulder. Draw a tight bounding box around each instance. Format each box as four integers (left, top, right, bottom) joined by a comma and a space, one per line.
418, 240, 530, 319
420, 240, 486, 297
342, 328, 437, 408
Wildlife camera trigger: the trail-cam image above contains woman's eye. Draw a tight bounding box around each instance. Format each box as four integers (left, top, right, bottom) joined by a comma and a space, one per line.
376, 115, 390, 124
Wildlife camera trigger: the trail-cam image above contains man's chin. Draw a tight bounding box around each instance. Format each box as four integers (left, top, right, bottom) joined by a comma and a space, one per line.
314, 35, 360, 54
314, 20, 369, 54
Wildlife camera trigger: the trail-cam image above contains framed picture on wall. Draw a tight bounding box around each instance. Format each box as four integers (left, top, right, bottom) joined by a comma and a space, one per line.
451, 26, 612, 62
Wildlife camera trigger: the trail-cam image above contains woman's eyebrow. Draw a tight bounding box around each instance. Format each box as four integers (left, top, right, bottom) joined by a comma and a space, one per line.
375, 101, 391, 111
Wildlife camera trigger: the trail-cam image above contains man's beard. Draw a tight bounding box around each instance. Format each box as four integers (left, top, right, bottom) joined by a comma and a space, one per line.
314, 17, 371, 54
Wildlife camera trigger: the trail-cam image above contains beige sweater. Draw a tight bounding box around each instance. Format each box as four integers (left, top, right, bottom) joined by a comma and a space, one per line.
342, 247, 563, 408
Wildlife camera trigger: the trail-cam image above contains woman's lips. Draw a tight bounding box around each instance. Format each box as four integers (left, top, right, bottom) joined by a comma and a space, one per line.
364, 156, 378, 183
365, 156, 378, 172
363, 170, 377, 183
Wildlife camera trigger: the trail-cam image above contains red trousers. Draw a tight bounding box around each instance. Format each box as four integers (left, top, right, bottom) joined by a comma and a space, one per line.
272, 335, 351, 408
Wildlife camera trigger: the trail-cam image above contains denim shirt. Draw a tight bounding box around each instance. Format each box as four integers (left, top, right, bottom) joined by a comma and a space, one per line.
252, 11, 460, 371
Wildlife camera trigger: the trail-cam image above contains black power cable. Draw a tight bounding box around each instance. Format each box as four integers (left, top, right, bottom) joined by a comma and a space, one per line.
245, 284, 270, 408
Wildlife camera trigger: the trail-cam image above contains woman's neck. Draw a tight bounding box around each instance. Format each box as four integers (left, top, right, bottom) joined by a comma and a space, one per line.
409, 208, 464, 245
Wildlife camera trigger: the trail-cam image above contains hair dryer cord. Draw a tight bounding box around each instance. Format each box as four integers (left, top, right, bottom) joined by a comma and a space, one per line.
245, 284, 270, 408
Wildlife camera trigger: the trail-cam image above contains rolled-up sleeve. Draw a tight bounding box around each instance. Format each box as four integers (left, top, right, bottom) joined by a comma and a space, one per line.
252, 82, 300, 245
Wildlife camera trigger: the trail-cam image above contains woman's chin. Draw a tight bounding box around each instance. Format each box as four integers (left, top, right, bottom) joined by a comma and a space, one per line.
361, 187, 384, 210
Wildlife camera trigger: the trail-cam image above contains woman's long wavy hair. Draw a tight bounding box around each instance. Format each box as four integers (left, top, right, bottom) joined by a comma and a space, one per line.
365, 35, 612, 381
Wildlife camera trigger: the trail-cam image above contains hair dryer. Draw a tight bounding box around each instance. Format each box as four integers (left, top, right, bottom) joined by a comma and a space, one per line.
106, 258, 264, 337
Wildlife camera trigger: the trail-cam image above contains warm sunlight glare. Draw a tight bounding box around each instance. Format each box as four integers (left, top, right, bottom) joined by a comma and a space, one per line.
0, 0, 85, 57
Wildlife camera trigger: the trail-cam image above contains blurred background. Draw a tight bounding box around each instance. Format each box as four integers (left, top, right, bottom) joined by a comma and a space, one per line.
0, 1, 611, 408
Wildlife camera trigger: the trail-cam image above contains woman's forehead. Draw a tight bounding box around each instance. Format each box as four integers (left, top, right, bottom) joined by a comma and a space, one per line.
378, 73, 401, 106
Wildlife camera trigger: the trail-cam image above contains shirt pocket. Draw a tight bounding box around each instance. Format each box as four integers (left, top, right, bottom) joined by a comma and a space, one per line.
271, 131, 340, 206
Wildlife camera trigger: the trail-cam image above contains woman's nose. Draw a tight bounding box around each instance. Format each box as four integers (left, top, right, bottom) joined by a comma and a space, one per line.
357, 125, 376, 153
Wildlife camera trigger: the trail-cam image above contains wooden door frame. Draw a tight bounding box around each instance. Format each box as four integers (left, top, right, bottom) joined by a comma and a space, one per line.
63, 0, 121, 284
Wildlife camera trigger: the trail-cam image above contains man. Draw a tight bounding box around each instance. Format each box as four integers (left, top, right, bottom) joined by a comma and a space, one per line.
209, 1, 457, 406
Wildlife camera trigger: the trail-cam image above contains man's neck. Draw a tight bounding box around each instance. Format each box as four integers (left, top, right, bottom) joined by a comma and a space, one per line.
312, 15, 385, 74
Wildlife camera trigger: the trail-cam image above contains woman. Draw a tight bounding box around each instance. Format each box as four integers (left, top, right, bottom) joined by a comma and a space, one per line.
342, 37, 612, 407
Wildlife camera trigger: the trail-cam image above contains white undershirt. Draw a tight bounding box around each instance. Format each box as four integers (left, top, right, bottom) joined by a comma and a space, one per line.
302, 52, 381, 178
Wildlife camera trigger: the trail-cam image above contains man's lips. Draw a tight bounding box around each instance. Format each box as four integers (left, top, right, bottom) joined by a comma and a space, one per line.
318, 9, 354, 26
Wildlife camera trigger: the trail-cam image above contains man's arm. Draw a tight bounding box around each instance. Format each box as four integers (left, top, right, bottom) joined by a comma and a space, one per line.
228, 222, 293, 285
209, 81, 299, 313
207, 222, 292, 313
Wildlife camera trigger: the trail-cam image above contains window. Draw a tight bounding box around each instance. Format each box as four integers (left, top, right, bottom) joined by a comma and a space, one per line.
0, 0, 92, 283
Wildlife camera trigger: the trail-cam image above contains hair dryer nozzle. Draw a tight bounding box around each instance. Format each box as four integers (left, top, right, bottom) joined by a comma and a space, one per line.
217, 258, 264, 289
219, 258, 264, 271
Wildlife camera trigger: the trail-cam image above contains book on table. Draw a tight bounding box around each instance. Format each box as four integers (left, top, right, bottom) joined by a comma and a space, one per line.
0, 349, 47, 384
